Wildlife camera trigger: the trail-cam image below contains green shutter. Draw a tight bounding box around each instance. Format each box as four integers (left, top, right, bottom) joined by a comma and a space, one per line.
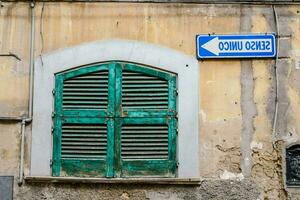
53, 64, 111, 177
118, 64, 177, 177
53, 62, 177, 178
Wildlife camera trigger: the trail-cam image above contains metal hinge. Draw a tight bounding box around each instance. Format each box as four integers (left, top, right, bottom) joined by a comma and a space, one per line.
52, 89, 55, 95
176, 162, 179, 168
50, 159, 53, 167
51, 127, 55, 134
174, 89, 178, 96
51, 112, 56, 118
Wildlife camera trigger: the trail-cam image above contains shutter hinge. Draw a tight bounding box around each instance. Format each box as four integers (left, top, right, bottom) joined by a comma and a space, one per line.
176, 162, 179, 168
174, 89, 178, 96
51, 112, 56, 118
51, 127, 55, 134
52, 89, 55, 95
50, 159, 53, 167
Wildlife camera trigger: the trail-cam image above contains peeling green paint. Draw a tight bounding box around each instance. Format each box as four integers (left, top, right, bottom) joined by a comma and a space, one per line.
53, 62, 177, 177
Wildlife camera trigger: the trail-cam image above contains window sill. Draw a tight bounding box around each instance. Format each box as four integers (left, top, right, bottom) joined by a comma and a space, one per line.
25, 176, 201, 185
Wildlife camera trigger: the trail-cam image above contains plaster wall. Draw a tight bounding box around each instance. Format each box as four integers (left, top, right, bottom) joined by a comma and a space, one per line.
0, 2, 299, 199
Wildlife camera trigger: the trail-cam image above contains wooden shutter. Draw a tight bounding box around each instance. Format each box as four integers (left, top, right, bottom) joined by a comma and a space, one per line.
116, 63, 177, 177
52, 62, 177, 178
52, 64, 113, 177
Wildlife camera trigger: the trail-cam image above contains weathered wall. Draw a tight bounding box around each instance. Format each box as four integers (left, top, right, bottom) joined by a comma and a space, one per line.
14, 180, 260, 200
0, 2, 300, 199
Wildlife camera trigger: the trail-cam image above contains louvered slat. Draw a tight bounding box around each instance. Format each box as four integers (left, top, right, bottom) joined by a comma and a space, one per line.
61, 124, 107, 160
121, 124, 169, 160
122, 71, 169, 109
63, 71, 108, 110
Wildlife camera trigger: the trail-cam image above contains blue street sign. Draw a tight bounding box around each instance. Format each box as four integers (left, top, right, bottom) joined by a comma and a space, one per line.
196, 34, 276, 59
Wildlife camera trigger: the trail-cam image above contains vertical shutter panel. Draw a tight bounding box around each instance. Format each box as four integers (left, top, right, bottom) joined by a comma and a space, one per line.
53, 66, 110, 177
119, 64, 177, 177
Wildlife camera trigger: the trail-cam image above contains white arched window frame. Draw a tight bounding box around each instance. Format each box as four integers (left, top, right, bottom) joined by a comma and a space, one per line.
30, 40, 200, 179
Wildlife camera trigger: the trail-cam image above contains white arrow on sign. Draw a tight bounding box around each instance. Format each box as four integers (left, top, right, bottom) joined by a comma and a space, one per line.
201, 37, 220, 55
201, 37, 273, 56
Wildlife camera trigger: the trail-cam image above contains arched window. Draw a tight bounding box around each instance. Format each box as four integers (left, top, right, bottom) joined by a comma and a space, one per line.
30, 40, 199, 179
52, 62, 177, 177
